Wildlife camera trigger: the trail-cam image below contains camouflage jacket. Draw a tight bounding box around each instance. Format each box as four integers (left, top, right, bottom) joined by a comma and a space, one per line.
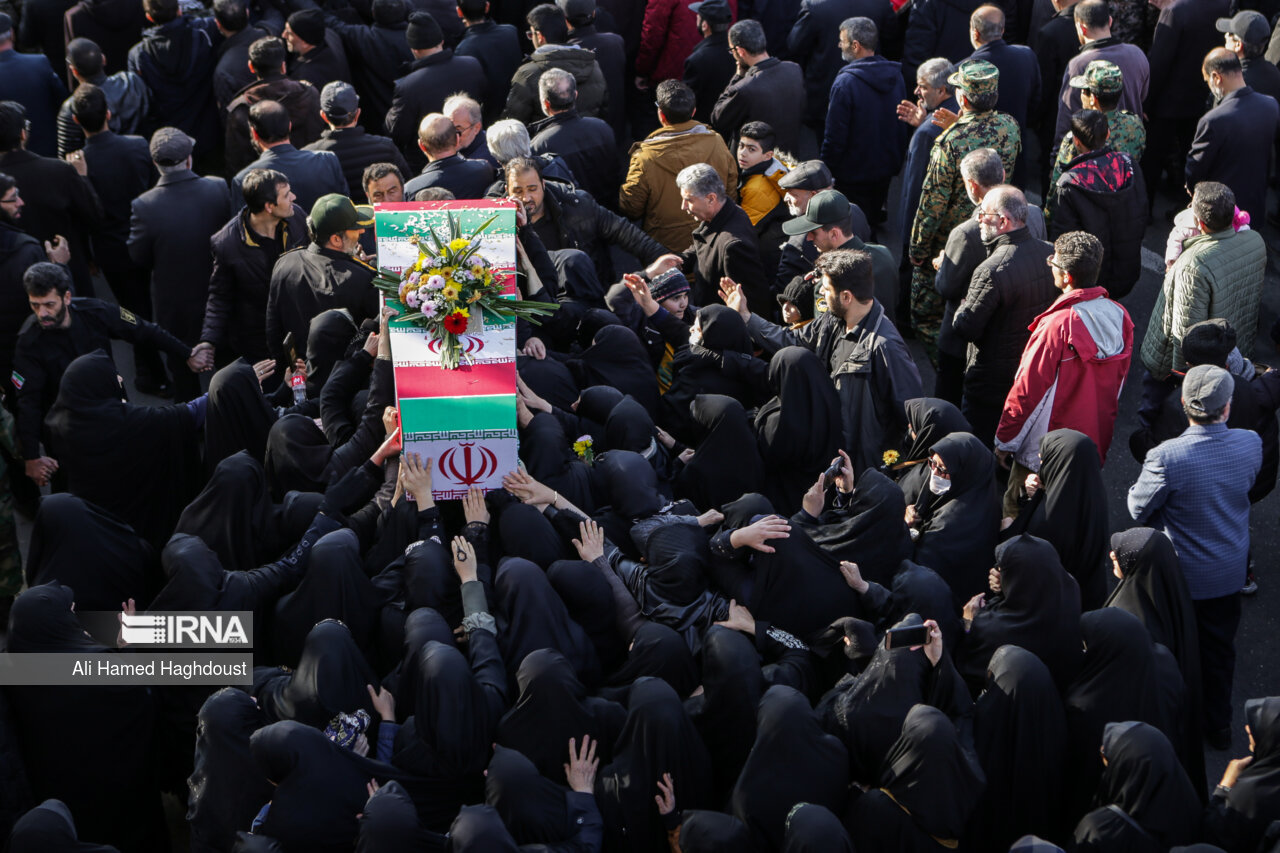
908, 109, 1021, 262
1048, 109, 1146, 203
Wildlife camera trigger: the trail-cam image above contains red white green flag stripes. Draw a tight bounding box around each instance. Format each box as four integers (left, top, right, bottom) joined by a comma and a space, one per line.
375, 201, 519, 500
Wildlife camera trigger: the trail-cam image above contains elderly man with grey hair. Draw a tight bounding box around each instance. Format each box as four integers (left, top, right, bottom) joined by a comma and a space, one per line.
932, 147, 1044, 404
529, 67, 617, 203
485, 118, 578, 189
897, 58, 957, 251
951, 184, 1056, 445
443, 94, 497, 169
966, 3, 1039, 184
644, 162, 769, 313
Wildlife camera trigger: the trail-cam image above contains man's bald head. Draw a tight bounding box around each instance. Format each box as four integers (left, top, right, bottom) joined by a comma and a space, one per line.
417, 113, 458, 158
1203, 47, 1245, 98
971, 4, 1004, 44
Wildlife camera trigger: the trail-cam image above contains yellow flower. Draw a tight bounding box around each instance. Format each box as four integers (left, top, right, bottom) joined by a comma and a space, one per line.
441, 284, 459, 301
883, 449, 901, 466
469, 263, 487, 278
448, 238, 471, 252
425, 267, 443, 279
467, 291, 483, 304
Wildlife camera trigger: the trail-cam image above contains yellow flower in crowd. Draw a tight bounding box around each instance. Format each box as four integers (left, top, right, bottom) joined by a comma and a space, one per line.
441, 284, 459, 301
883, 449, 901, 466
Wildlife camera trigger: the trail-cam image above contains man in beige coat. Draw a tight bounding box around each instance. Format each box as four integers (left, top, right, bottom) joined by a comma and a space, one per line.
619, 79, 736, 253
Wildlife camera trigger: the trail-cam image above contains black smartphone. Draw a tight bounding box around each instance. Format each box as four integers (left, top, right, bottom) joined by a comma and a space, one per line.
283, 332, 298, 364
822, 460, 843, 488
884, 624, 930, 649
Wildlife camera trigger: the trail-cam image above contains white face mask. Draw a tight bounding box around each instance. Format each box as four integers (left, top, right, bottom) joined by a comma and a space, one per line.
688, 326, 703, 347
929, 472, 952, 495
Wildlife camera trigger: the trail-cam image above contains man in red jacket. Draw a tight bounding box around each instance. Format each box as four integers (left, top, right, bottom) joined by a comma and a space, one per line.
994, 230, 1133, 517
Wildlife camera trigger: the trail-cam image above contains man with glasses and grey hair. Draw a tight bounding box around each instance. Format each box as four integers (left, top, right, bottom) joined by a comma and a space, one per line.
646, 162, 769, 314
485, 118, 577, 189
951, 184, 1055, 446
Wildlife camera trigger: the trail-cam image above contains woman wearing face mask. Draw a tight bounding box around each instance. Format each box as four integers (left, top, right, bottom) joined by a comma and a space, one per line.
905, 432, 1000, 608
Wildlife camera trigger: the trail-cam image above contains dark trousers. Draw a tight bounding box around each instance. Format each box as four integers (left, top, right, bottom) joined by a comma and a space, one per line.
1141, 115, 1199, 209
961, 389, 1002, 449
1138, 369, 1178, 431
934, 350, 965, 407
1194, 592, 1242, 734
96, 241, 166, 387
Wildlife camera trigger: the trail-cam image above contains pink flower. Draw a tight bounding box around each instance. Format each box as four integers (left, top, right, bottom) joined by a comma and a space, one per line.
405, 289, 420, 309
420, 300, 438, 318
408, 271, 421, 286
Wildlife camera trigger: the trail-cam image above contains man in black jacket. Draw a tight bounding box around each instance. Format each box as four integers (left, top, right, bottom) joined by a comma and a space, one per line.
1048, 109, 1145, 299
562, 0, 625, 135
901, 0, 984, 87
710, 19, 806, 156
56, 36, 149, 157
127, 0, 220, 158
455, 0, 521, 124
211, 0, 268, 113
683, 0, 735, 126
1031, 0, 1080, 190
305, 82, 410, 199
0, 100, 101, 297
225, 37, 325, 175
128, 127, 232, 400
386, 12, 487, 170
283, 9, 351, 89
201, 168, 308, 366
1221, 11, 1280, 103
951, 185, 1056, 445
68, 85, 166, 393
503, 4, 607, 125
320, 0, 413, 133
787, 0, 894, 137
232, 100, 346, 211
266, 194, 379, 367
654, 162, 769, 314
0, 174, 59, 390
529, 68, 617, 205
505, 156, 665, 284
966, 4, 1038, 186
404, 113, 495, 199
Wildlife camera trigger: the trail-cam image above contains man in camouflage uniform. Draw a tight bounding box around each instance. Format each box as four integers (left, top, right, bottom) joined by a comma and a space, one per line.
908, 59, 1019, 364
1047, 61, 1145, 203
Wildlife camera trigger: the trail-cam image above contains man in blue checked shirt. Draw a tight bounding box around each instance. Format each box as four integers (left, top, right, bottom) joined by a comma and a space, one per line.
1128, 363, 1260, 751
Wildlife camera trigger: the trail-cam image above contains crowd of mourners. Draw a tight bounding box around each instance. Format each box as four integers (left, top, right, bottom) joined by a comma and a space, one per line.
1, 0, 1280, 847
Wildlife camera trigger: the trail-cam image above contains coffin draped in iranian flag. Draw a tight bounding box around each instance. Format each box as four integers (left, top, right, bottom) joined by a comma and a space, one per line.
375, 200, 525, 500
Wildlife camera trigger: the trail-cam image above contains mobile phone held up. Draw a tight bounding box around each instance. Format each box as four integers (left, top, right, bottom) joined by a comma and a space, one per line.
884, 624, 930, 649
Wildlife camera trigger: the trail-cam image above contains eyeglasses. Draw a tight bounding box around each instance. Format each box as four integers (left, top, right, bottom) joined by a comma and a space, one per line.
453, 122, 475, 135
976, 208, 1004, 222
0, 190, 18, 204
526, 28, 537, 38
929, 458, 950, 477
1046, 254, 1067, 272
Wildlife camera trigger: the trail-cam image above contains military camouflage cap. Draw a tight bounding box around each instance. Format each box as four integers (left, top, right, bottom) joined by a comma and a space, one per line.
1069, 60, 1123, 94
947, 59, 999, 98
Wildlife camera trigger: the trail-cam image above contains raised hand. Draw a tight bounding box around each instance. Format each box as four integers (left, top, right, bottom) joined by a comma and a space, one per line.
463, 486, 490, 525
366, 684, 396, 721
572, 519, 605, 562
729, 514, 790, 553
717, 277, 749, 320
624, 273, 659, 316
451, 535, 478, 583
654, 773, 676, 816
564, 736, 599, 794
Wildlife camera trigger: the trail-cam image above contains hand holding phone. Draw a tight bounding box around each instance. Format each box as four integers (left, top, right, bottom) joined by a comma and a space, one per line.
884, 624, 930, 649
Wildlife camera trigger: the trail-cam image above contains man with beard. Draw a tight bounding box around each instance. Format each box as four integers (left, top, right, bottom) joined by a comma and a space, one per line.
12, 262, 202, 487
265, 193, 379, 368
774, 160, 870, 293
0, 173, 68, 390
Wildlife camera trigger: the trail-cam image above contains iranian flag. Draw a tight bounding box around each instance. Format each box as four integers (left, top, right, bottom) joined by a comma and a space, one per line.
375, 201, 519, 500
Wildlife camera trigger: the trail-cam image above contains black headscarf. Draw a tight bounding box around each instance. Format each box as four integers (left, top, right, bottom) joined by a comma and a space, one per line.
679, 811, 752, 852
356, 780, 437, 853
661, 306, 759, 442
601, 622, 699, 700
731, 685, 849, 850
1086, 721, 1201, 848
877, 704, 985, 842
595, 450, 666, 521
6, 800, 119, 853
957, 534, 1082, 695
672, 395, 765, 512
1203, 697, 1280, 853
754, 347, 842, 513
968, 645, 1068, 851
44, 349, 200, 547
187, 688, 272, 853
25, 493, 160, 612
895, 397, 971, 499
205, 360, 278, 470
445, 805, 521, 853
495, 649, 624, 786
819, 614, 967, 783
250, 721, 413, 853
517, 354, 580, 411
604, 396, 657, 456
911, 432, 999, 606
546, 559, 626, 675
493, 557, 599, 684
684, 626, 763, 805
790, 468, 913, 586
482, 744, 573, 844
385, 607, 455, 724
1105, 528, 1201, 697
782, 803, 854, 853
596, 677, 713, 853
305, 309, 358, 396
570, 325, 660, 416
518, 412, 594, 514
5, 583, 165, 853
255, 619, 378, 728
1064, 608, 1187, 821
884, 560, 963, 652
1010, 430, 1110, 609
175, 452, 283, 573
748, 522, 859, 642
270, 528, 383, 666
263, 414, 333, 500
495, 503, 569, 569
